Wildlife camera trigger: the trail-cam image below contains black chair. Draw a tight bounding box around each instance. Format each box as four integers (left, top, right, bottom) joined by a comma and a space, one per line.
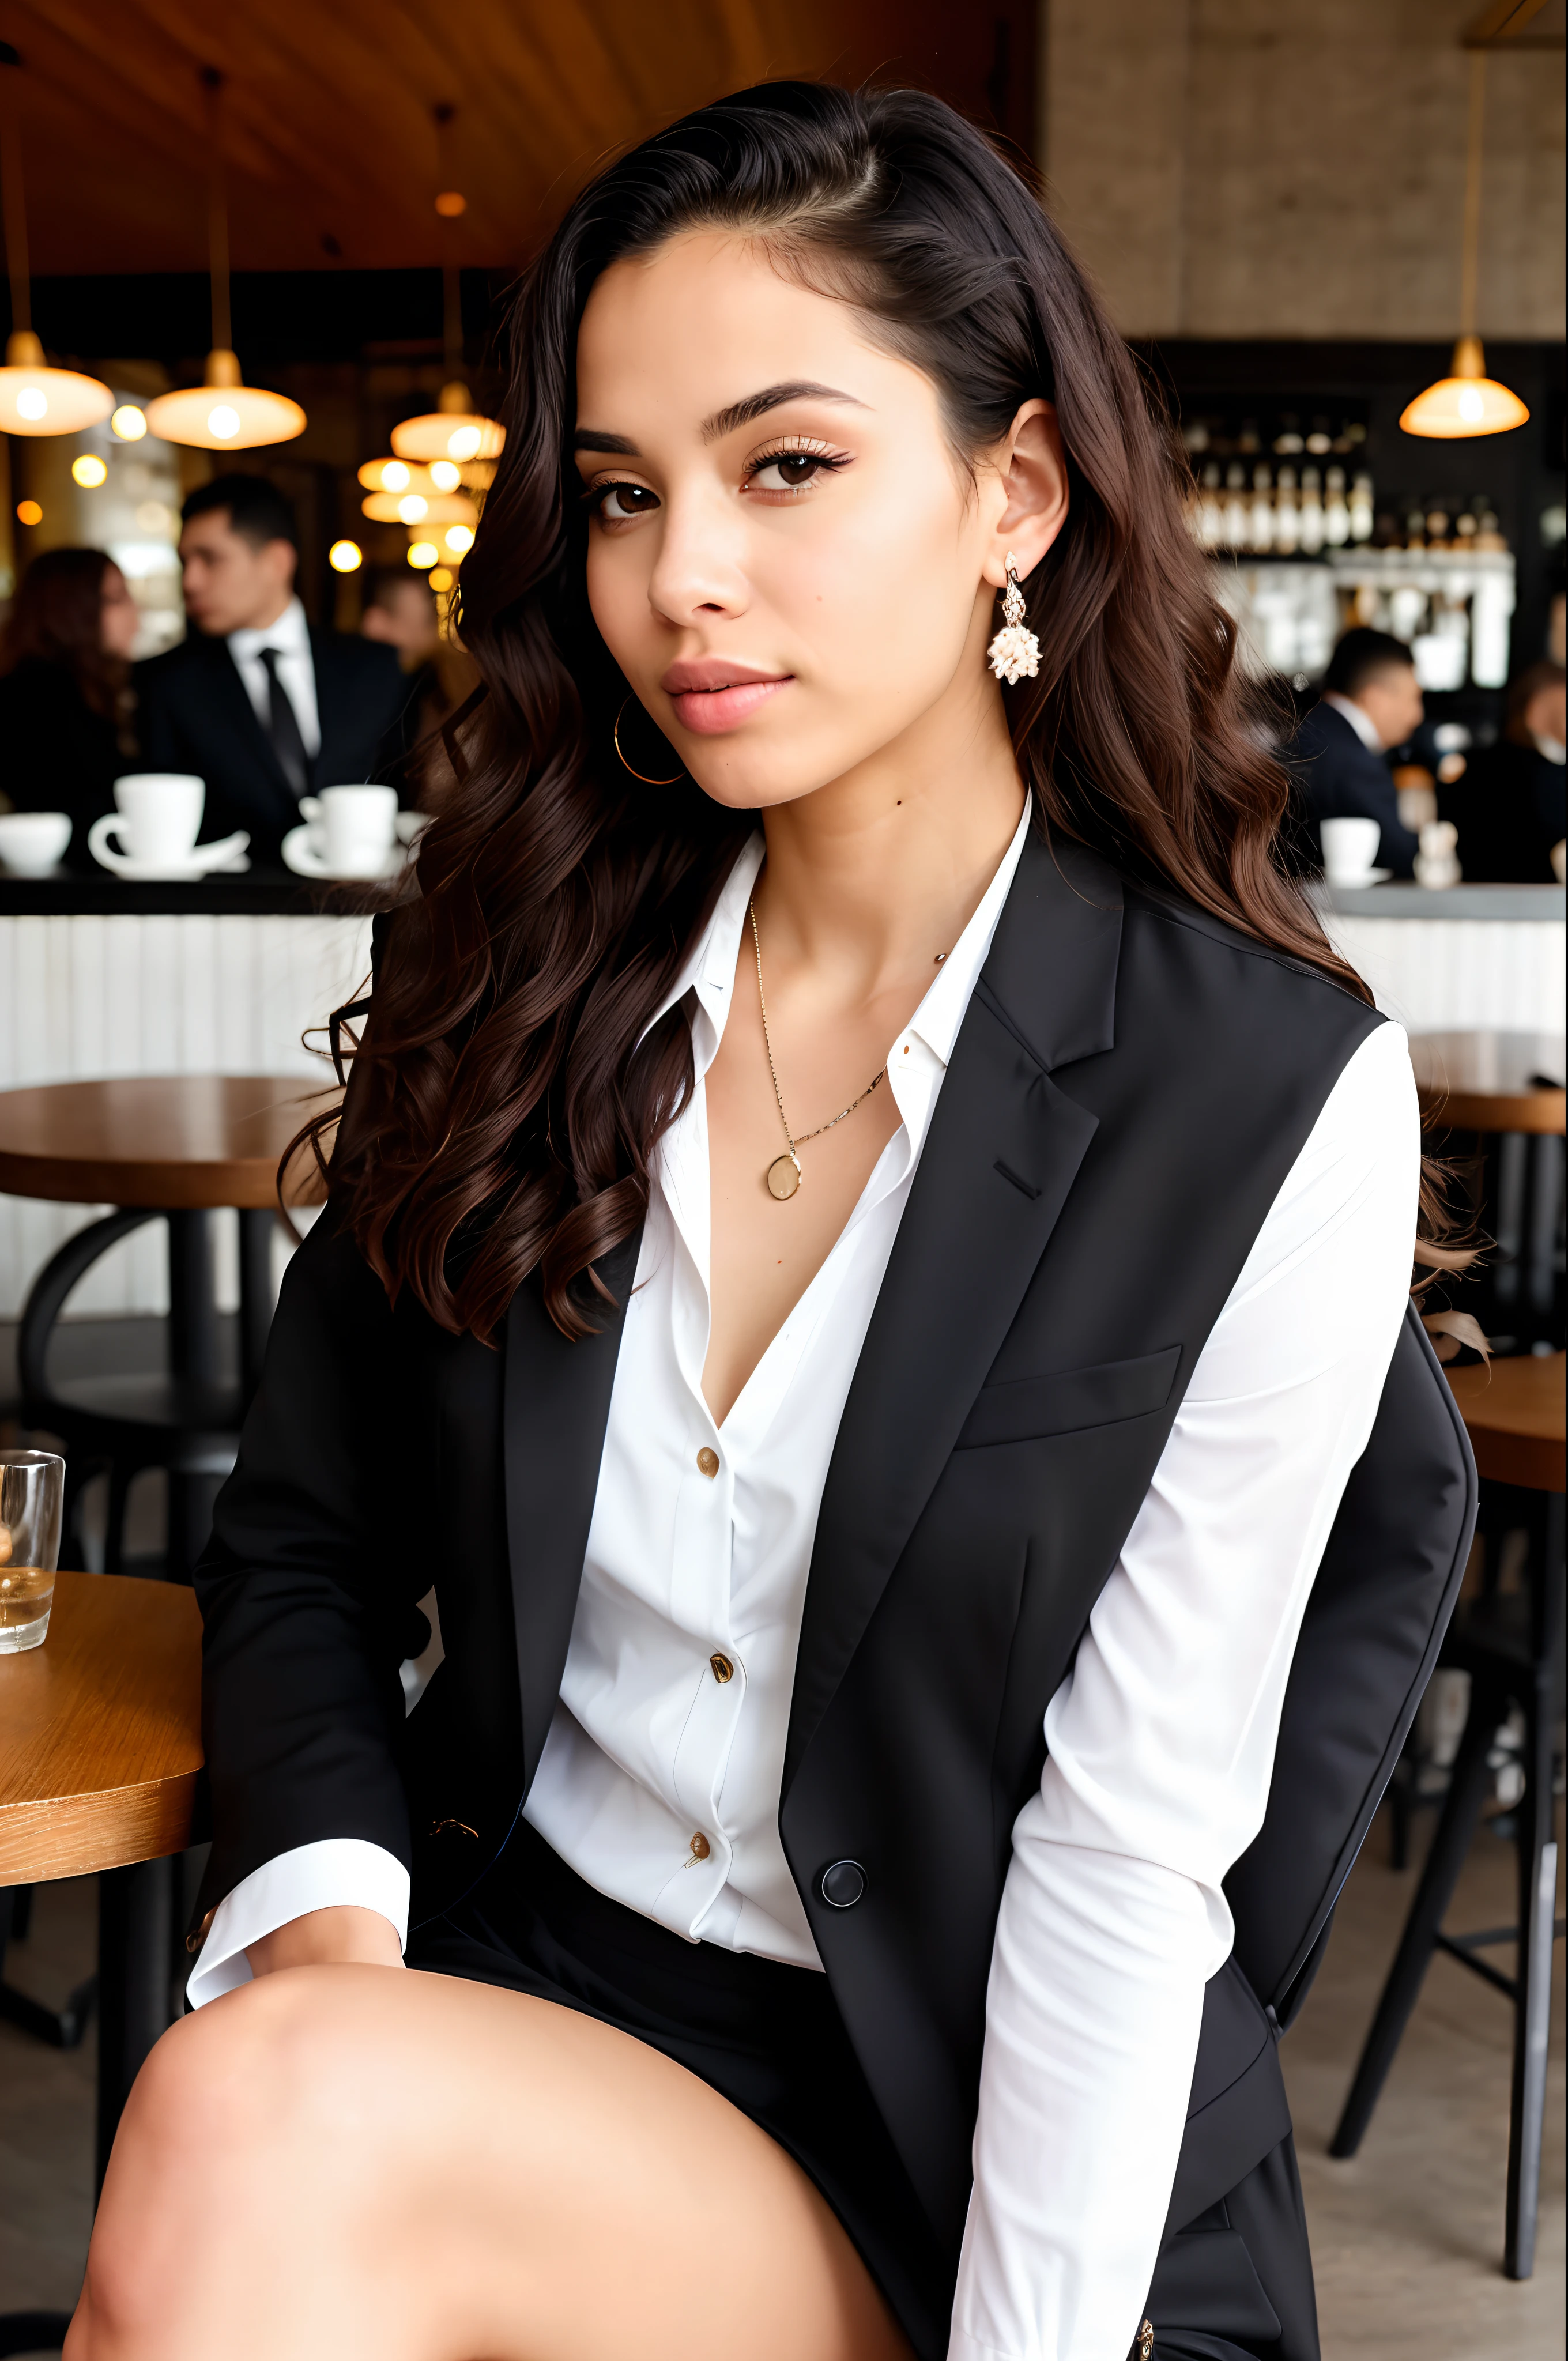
1331, 1356, 1565, 2280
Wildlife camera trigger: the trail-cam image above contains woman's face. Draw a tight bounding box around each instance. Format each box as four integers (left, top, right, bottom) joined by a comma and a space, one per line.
99, 564, 138, 660
574, 229, 1065, 812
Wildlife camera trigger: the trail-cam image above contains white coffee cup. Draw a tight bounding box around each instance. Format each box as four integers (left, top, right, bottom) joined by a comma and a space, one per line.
298, 783, 399, 878
1320, 815, 1382, 885
0, 810, 72, 875
110, 773, 205, 865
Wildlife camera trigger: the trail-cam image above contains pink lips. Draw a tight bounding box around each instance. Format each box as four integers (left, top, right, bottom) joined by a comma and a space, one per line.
661, 659, 791, 737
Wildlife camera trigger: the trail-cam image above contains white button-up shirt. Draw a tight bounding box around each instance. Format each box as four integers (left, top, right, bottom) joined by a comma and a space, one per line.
190, 802, 1418, 2361
227, 594, 321, 759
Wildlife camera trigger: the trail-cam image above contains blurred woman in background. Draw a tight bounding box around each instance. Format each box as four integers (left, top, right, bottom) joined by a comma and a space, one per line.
1439, 658, 1567, 881
0, 546, 138, 863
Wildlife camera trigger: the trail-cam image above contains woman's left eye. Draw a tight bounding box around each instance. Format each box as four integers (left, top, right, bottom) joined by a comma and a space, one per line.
747, 448, 845, 495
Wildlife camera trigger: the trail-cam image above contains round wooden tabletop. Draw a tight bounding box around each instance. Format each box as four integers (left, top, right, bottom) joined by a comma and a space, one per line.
0, 1074, 329, 1208
1445, 1351, 1566, 1493
1409, 1031, 1566, 1136
0, 1568, 202, 1885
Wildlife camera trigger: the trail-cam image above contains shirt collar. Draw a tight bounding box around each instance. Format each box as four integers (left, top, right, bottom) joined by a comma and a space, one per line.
900, 795, 1032, 1070
636, 793, 1033, 1076
1324, 692, 1384, 753
229, 596, 310, 663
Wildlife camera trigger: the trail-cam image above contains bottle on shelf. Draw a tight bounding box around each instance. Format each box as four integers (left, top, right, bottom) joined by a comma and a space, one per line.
1224, 462, 1250, 552
1275, 466, 1299, 555
1250, 463, 1275, 553
1473, 504, 1507, 552
1197, 462, 1224, 549
1299, 466, 1325, 555
1324, 467, 1350, 547
1349, 473, 1374, 543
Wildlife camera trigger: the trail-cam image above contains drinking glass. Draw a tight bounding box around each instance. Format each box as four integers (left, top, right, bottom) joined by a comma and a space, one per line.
0, 1449, 65, 1653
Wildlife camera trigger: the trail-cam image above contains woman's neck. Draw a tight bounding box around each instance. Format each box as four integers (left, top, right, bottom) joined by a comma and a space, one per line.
752, 670, 1027, 998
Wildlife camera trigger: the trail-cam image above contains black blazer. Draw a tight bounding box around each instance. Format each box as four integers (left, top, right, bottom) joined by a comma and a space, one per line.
0, 657, 126, 868
1439, 738, 1566, 882
134, 627, 406, 860
194, 829, 1473, 2325
1286, 699, 1419, 877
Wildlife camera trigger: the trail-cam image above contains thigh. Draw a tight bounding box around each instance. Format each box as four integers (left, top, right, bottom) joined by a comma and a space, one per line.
90, 1961, 916, 2361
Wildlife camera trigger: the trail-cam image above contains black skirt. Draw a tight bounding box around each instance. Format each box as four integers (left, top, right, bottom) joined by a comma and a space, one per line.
406, 1818, 954, 2359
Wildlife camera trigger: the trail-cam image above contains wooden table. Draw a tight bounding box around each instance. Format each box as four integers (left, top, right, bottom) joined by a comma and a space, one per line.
0, 1076, 319, 1578
1408, 1029, 1566, 1136
0, 1568, 202, 2219
1445, 1351, 1566, 1492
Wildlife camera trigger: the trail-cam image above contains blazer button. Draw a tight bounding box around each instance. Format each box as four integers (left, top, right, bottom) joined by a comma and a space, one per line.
818, 1859, 866, 1910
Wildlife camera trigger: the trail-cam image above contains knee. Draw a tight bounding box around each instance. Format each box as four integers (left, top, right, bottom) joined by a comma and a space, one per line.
79, 1969, 390, 2340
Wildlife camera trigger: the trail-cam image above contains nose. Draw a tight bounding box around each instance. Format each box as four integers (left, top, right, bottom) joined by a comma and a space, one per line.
645, 480, 748, 631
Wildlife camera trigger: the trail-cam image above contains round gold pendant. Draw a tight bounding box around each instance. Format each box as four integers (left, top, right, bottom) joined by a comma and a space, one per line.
766, 1153, 802, 1201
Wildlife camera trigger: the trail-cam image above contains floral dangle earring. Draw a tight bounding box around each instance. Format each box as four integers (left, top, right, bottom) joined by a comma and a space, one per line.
987, 551, 1041, 687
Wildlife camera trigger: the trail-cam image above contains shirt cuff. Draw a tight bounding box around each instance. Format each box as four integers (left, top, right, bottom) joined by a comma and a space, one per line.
186, 1839, 410, 2009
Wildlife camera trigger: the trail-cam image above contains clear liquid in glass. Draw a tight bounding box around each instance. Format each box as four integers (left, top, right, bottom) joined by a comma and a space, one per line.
0, 1564, 56, 1652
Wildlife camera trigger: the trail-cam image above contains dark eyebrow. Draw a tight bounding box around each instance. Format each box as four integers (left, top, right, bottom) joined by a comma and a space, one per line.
702, 380, 868, 442
571, 382, 866, 464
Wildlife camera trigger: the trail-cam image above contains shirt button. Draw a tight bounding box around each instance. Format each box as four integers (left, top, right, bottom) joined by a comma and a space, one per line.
696, 1447, 721, 1479
689, 1832, 711, 1860
710, 1652, 734, 1684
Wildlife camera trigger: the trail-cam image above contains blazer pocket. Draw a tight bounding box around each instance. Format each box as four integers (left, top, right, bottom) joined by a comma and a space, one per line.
955, 1344, 1182, 1450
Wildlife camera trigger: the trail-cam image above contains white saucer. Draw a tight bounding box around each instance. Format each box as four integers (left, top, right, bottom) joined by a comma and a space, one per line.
88, 816, 251, 881
1328, 868, 1392, 890
282, 823, 408, 882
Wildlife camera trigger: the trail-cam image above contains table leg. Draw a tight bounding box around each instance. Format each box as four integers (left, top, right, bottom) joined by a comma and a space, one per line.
165, 1210, 219, 1582
238, 1206, 276, 1401
96, 1857, 174, 2197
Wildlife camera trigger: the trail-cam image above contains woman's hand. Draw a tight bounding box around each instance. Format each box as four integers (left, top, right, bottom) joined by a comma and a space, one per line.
246, 1906, 405, 1979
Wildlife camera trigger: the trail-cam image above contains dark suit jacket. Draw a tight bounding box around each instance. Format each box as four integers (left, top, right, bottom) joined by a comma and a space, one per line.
134, 626, 406, 862
193, 830, 1473, 2355
1287, 699, 1419, 878
1439, 739, 1566, 882
0, 657, 127, 872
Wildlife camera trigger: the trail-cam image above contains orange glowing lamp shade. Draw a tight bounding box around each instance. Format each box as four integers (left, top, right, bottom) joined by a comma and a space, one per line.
434, 190, 467, 218
145, 349, 306, 451
328, 539, 364, 574
15, 499, 42, 527
407, 541, 440, 569
0, 331, 114, 437
1400, 336, 1530, 440
361, 488, 477, 527
390, 380, 504, 465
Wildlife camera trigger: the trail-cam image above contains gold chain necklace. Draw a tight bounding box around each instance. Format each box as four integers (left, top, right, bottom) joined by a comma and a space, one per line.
749, 897, 887, 1201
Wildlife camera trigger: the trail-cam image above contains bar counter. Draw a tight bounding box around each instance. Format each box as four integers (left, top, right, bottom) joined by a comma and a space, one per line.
2, 870, 1562, 1321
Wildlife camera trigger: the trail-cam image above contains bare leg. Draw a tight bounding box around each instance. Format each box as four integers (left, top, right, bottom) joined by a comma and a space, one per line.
67, 1963, 915, 2361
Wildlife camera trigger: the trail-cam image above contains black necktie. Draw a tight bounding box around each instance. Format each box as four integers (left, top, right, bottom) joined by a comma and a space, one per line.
258, 646, 310, 798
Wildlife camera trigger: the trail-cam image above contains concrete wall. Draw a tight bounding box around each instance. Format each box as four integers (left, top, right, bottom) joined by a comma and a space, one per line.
1041, 1, 1566, 341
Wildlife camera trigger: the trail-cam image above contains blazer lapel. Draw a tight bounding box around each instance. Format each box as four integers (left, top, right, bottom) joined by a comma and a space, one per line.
213, 637, 292, 793
783, 828, 1124, 1793
503, 1231, 641, 1789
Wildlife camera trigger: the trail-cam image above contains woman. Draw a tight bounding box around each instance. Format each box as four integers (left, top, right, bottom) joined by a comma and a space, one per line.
0, 546, 138, 857
70, 86, 1439, 2361
1439, 658, 1566, 881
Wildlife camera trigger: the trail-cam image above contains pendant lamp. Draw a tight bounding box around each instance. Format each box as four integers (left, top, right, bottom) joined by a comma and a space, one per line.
1400, 50, 1528, 440
146, 69, 304, 452
0, 46, 112, 435
390, 103, 504, 467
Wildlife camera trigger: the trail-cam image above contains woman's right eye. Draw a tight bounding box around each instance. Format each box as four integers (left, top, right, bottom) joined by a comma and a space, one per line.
590, 481, 661, 523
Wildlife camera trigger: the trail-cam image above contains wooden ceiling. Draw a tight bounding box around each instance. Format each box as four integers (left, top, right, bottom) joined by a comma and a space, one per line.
2, 1, 1036, 278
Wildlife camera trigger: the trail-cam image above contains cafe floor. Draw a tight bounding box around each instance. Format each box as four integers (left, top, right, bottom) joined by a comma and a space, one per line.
0, 1803, 1562, 2355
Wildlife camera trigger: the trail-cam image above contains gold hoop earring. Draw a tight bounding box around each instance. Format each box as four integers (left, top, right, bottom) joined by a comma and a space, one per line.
613, 696, 684, 785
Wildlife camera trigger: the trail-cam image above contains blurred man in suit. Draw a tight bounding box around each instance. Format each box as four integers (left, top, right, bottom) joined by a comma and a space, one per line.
136, 476, 405, 864
1287, 628, 1422, 878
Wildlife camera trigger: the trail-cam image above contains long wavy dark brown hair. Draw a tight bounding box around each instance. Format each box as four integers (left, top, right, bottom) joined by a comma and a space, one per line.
308, 80, 1377, 1345
1, 545, 131, 723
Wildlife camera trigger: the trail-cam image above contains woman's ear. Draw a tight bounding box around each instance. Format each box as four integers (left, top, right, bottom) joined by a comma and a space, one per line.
981, 400, 1069, 587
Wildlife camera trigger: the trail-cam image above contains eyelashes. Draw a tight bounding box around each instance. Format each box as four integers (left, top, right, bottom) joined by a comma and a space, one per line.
581, 436, 850, 519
